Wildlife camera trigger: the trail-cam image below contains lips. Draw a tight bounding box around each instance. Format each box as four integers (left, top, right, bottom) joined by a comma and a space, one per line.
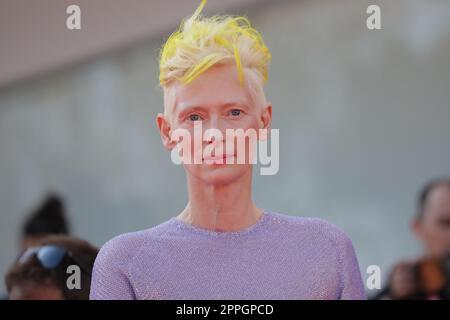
203, 154, 235, 163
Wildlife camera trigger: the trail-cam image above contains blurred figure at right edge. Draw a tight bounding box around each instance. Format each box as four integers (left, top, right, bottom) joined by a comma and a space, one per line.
373, 177, 450, 299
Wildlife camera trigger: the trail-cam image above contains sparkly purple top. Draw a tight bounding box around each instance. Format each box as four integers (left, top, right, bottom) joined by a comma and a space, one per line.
90, 210, 366, 299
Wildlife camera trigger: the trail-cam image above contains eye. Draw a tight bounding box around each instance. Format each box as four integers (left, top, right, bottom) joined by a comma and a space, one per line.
188, 114, 202, 121
230, 109, 242, 117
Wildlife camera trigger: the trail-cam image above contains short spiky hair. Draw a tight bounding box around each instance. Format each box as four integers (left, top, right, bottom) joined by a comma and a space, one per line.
158, 0, 271, 87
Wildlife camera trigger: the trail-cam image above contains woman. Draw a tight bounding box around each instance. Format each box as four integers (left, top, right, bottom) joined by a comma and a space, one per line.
90, 0, 366, 300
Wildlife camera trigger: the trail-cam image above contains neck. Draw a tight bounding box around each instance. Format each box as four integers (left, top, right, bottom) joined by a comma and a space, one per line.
178, 170, 262, 231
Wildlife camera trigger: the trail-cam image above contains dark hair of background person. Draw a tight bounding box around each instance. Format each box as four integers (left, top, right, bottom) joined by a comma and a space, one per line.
5, 235, 99, 300
22, 193, 70, 238
417, 177, 450, 220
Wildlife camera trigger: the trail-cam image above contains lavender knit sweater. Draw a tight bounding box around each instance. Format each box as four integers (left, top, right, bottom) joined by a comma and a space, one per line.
90, 210, 366, 299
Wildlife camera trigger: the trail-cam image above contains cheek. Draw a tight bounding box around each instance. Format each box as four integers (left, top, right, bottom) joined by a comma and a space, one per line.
170, 125, 199, 162
235, 114, 261, 130
224, 115, 261, 138
423, 223, 447, 243
423, 222, 438, 235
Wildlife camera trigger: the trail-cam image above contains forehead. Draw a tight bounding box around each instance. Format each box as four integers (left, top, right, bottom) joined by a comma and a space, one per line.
425, 185, 450, 212
164, 63, 257, 114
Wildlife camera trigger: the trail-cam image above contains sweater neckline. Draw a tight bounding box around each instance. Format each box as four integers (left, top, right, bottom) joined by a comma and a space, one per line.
170, 209, 270, 237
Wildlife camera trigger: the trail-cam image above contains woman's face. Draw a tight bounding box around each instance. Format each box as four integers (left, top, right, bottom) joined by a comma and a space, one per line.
159, 63, 271, 186
414, 185, 450, 257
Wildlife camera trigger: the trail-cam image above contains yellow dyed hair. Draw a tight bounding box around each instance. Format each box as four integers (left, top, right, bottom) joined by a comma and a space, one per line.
158, 0, 271, 87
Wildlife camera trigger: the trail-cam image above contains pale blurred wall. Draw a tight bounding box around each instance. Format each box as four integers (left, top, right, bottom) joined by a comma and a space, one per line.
1, 0, 450, 295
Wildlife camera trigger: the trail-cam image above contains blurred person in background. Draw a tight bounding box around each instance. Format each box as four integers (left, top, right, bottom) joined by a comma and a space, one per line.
0, 193, 70, 299
373, 178, 450, 299
20, 193, 70, 250
5, 235, 98, 300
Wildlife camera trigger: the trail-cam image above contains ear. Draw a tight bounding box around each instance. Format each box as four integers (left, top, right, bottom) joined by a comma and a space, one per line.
156, 113, 176, 150
411, 218, 423, 240
258, 103, 272, 141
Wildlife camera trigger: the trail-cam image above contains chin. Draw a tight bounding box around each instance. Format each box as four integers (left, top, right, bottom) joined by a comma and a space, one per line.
185, 164, 251, 187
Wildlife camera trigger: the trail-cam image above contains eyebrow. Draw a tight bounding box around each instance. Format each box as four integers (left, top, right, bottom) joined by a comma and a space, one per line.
222, 102, 249, 109
176, 101, 249, 113
177, 106, 206, 120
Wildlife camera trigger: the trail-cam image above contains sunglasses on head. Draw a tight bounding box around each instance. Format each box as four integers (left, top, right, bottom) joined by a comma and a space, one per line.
17, 245, 91, 275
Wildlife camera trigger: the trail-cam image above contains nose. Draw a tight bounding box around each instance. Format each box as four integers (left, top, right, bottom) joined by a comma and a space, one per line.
203, 115, 225, 143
